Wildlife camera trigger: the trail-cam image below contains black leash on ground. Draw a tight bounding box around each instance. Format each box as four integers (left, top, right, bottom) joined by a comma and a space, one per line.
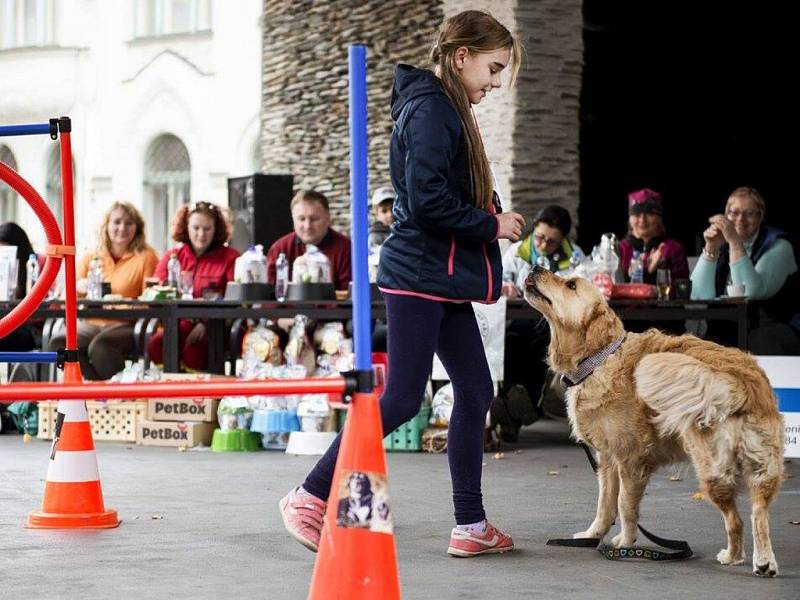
545, 443, 693, 562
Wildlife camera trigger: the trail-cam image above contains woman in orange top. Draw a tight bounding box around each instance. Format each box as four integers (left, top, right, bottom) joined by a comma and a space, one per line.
47, 201, 159, 379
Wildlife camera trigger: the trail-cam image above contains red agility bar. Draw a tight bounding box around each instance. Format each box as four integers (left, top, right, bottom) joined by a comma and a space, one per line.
0, 377, 348, 403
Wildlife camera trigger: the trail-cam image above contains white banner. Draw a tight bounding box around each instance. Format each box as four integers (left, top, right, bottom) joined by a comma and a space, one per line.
432, 297, 506, 383
755, 356, 800, 458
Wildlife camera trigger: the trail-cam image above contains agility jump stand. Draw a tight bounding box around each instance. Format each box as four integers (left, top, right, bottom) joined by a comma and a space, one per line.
1, 45, 402, 596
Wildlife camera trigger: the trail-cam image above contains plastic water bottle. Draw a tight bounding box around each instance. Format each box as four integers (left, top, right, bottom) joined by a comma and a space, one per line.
275, 252, 289, 301
628, 250, 644, 284
25, 253, 39, 295
167, 252, 181, 289
87, 256, 104, 299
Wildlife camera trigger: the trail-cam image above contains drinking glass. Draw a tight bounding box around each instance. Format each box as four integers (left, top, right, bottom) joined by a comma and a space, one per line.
179, 271, 194, 300
656, 268, 672, 301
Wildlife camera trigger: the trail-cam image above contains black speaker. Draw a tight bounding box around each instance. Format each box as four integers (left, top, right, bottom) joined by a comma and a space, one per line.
227, 174, 294, 253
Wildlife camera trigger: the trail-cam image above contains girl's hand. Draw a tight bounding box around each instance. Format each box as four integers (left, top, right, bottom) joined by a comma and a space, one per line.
186, 322, 206, 345
501, 281, 520, 298
496, 212, 525, 242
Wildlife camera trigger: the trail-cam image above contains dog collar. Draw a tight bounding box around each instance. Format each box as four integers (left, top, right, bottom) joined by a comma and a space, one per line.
561, 335, 626, 388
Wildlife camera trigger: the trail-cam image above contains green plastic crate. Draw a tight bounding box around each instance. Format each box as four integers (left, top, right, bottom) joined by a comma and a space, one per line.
383, 406, 431, 452
337, 406, 431, 453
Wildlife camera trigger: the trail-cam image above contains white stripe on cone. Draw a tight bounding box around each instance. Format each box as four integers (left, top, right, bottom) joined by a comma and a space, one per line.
46, 450, 101, 483
57, 400, 90, 423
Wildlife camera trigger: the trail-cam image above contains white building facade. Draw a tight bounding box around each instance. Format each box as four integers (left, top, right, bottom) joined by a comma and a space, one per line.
0, 0, 262, 254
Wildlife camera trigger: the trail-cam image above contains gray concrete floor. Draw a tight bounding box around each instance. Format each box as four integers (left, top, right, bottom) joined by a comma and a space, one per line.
1, 419, 798, 600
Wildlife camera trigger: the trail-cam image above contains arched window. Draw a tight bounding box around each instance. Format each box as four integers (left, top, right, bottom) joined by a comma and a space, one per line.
143, 134, 191, 252
45, 145, 68, 228
0, 145, 18, 223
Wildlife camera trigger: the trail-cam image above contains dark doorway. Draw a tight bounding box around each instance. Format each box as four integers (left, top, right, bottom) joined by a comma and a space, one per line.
578, 1, 796, 256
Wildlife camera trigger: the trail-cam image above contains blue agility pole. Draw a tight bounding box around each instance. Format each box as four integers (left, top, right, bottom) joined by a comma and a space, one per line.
0, 352, 57, 363
348, 44, 372, 379
0, 121, 57, 138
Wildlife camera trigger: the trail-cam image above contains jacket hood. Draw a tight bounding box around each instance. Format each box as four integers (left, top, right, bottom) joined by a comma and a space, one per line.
390, 64, 445, 120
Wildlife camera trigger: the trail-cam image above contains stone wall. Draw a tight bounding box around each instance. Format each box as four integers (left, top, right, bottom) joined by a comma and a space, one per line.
261, 0, 583, 233
512, 0, 583, 229
261, 0, 442, 226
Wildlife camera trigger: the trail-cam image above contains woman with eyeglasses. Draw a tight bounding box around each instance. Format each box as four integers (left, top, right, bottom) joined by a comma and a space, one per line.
691, 186, 800, 354
495, 205, 584, 442
500, 205, 584, 297
148, 201, 240, 371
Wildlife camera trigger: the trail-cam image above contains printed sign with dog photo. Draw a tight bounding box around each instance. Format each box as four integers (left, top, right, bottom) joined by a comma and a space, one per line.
335, 470, 393, 534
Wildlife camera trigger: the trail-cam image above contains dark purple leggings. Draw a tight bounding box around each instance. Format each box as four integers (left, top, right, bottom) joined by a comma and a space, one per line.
303, 293, 494, 524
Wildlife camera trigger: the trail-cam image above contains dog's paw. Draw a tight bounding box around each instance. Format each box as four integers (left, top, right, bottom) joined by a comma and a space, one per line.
572, 529, 600, 540
752, 553, 778, 577
716, 548, 745, 565
610, 532, 635, 548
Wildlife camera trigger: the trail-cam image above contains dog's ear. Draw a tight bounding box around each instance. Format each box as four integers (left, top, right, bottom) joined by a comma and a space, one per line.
584, 302, 622, 351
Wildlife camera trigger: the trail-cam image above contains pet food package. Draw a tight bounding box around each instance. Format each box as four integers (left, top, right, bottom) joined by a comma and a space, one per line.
285, 314, 316, 374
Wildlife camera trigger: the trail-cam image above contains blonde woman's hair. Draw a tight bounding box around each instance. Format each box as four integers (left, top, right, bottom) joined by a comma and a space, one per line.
97, 201, 149, 254
727, 186, 765, 218
430, 10, 522, 211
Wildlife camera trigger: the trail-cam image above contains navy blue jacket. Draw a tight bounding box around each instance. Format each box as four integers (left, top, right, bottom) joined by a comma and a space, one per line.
377, 65, 502, 302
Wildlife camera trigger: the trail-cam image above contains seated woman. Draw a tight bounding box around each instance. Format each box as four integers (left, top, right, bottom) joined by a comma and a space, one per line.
46, 202, 159, 379
496, 205, 584, 441
0, 222, 43, 353
618, 188, 689, 284
691, 186, 800, 354
148, 202, 239, 371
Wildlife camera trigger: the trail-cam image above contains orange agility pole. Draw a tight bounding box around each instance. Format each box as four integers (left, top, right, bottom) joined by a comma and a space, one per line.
26, 362, 120, 529
0, 377, 348, 403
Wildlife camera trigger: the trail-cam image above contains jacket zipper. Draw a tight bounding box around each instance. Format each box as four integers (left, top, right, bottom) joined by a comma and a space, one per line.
448, 237, 455, 276
482, 243, 493, 302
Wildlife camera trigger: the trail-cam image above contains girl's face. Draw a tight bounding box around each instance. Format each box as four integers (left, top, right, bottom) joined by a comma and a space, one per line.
106, 208, 137, 250
629, 212, 663, 242
188, 212, 215, 255
454, 47, 510, 105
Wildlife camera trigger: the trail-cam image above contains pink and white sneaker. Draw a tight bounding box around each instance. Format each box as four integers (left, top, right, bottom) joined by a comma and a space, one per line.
447, 522, 515, 557
279, 487, 327, 552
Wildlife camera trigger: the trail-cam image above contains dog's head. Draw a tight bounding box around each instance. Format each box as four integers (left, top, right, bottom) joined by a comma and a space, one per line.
523, 266, 624, 373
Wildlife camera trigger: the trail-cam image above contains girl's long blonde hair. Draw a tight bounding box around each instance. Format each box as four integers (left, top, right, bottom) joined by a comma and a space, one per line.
97, 201, 149, 255
431, 10, 521, 211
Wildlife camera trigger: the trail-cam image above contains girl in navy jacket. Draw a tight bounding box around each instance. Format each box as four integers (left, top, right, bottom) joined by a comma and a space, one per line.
281, 10, 525, 557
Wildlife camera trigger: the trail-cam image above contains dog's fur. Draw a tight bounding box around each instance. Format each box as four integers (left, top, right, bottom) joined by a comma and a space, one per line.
524, 266, 783, 576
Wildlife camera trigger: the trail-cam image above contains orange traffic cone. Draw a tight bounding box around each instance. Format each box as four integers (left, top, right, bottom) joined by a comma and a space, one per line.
307, 390, 400, 599
26, 362, 119, 529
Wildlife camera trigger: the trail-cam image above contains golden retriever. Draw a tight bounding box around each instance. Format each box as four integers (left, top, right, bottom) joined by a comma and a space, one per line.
524, 266, 783, 576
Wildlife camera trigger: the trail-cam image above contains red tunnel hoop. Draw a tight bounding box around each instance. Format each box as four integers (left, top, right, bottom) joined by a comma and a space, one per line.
0, 159, 64, 338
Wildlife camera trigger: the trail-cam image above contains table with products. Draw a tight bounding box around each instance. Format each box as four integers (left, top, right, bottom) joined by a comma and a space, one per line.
2, 296, 751, 376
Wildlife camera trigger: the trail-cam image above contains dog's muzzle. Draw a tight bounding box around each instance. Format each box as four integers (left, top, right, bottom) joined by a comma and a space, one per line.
524, 266, 551, 305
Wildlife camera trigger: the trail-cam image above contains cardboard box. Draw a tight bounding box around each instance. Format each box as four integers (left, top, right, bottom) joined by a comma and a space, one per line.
137, 420, 215, 448
148, 398, 219, 423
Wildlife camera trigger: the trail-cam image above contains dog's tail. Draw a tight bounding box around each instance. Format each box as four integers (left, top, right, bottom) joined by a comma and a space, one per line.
634, 352, 746, 437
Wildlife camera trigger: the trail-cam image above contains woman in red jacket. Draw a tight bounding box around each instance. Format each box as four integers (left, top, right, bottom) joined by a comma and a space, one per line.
148, 202, 239, 371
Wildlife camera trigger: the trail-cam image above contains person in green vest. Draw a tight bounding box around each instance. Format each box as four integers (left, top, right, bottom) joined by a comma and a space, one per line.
492, 205, 584, 442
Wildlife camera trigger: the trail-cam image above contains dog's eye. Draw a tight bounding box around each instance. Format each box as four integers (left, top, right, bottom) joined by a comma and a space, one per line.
566, 280, 577, 290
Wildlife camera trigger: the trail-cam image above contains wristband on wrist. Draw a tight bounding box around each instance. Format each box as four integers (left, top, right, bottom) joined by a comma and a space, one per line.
702, 248, 718, 261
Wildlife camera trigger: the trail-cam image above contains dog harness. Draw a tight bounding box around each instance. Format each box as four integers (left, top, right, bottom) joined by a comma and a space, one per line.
561, 334, 626, 387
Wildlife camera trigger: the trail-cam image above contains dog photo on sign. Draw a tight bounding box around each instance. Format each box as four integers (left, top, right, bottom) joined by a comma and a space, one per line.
524, 265, 783, 577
